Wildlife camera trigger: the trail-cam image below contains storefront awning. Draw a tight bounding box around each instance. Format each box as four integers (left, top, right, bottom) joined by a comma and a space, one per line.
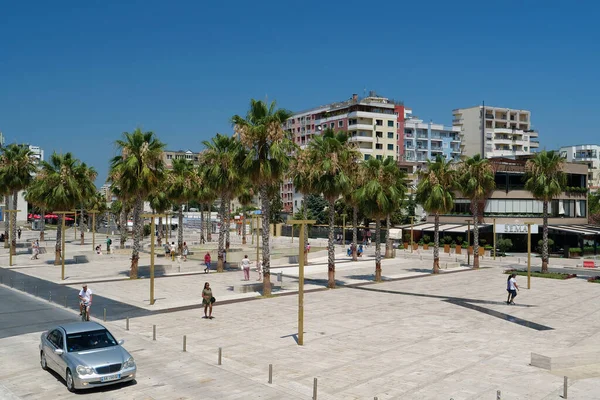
548, 225, 600, 235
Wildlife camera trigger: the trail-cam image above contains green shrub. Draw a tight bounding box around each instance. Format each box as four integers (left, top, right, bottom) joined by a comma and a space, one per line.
143, 224, 151, 237
403, 233, 411, 242
422, 234, 431, 244
497, 238, 513, 253
584, 246, 595, 254
418, 239, 424, 245
484, 245, 493, 250
456, 236, 463, 245
480, 238, 487, 245
536, 238, 554, 253
428, 242, 435, 246
442, 236, 453, 244
569, 247, 582, 253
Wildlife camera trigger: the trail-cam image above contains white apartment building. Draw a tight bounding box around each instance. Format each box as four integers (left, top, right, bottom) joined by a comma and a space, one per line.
452, 105, 539, 158
560, 144, 600, 191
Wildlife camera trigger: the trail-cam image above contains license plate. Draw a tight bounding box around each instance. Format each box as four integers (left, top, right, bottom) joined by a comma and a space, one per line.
101, 373, 121, 382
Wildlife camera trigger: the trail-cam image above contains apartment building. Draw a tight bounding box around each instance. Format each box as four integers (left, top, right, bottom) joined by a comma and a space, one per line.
283, 92, 405, 213
452, 105, 539, 158
559, 144, 600, 192
162, 149, 202, 169
403, 113, 461, 163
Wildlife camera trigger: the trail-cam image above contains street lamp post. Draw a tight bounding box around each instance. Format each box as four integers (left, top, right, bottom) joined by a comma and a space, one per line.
493, 218, 496, 260
410, 216, 414, 253
289, 219, 316, 346
89, 210, 99, 252
142, 213, 166, 305
54, 211, 71, 280
341, 213, 347, 245
525, 222, 533, 289
465, 219, 471, 267
4, 209, 21, 266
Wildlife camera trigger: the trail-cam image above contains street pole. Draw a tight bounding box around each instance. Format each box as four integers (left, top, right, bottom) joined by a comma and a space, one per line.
410, 216, 414, 253
465, 219, 471, 266
4, 210, 21, 266
251, 214, 254, 245
289, 219, 316, 346
89, 210, 99, 252
341, 213, 346, 245
142, 213, 165, 305
256, 216, 261, 267
526, 222, 533, 289
493, 218, 496, 260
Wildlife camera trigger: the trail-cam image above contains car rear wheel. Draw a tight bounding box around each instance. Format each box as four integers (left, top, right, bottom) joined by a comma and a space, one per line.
66, 369, 76, 393
40, 351, 48, 371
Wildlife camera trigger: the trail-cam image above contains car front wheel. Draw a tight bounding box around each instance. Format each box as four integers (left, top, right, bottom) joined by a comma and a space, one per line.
66, 369, 76, 393
40, 351, 48, 371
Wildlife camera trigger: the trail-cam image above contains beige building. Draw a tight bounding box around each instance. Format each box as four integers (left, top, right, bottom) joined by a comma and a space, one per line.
559, 144, 600, 192
162, 149, 202, 169
453, 105, 539, 158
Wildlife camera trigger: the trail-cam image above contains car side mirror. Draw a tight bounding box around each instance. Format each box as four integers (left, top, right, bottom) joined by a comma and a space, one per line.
118, 339, 125, 345
54, 348, 64, 355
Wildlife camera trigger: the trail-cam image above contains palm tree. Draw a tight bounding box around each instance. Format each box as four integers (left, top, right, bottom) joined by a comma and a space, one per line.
356, 157, 407, 281
457, 154, 496, 269
201, 133, 246, 272
304, 129, 361, 288
167, 159, 199, 254
108, 129, 166, 279
0, 144, 37, 253
524, 150, 566, 273
28, 152, 96, 264
232, 99, 293, 295
237, 184, 255, 245
415, 155, 456, 274
148, 190, 171, 246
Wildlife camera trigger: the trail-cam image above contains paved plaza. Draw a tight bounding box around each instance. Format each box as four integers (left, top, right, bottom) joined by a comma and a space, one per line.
1, 228, 600, 399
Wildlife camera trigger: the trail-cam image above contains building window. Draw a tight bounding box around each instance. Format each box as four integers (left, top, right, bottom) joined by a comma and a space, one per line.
387, 155, 394, 160
364, 154, 371, 160
387, 144, 394, 150
338, 120, 344, 127
376, 155, 383, 160
376, 119, 383, 126
376, 143, 383, 150
330, 122, 335, 128
376, 131, 383, 138
387, 132, 394, 139
387, 121, 394, 127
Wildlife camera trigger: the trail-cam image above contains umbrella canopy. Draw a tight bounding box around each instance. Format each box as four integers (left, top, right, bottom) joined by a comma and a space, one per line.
44, 214, 58, 219
64, 216, 74, 221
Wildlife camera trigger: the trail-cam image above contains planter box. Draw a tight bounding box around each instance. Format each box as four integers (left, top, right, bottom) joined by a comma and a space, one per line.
468, 246, 473, 255
444, 244, 450, 253
455, 245, 462, 254
412, 243, 419, 251
403, 242, 408, 249
423, 244, 429, 250
479, 247, 485, 257
569, 252, 581, 259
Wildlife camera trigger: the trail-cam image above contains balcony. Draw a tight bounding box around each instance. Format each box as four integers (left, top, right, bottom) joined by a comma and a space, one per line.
349, 135, 374, 143
452, 118, 463, 124
348, 111, 392, 119
485, 114, 494, 119
348, 123, 374, 131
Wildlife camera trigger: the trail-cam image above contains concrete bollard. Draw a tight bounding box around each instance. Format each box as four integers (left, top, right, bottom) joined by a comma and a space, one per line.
496, 390, 501, 400
313, 377, 318, 400
64, 296, 67, 307
126, 317, 129, 331
268, 364, 272, 384
35, 286, 38, 296
218, 347, 222, 365
0, 275, 2, 284
10, 278, 13, 288
564, 376, 568, 399
153, 325, 156, 341
183, 335, 187, 352
22, 281, 25, 290
103, 308, 107, 322
49, 291, 52, 302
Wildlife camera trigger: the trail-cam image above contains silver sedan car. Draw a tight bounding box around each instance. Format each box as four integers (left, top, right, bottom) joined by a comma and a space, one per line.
39, 321, 136, 392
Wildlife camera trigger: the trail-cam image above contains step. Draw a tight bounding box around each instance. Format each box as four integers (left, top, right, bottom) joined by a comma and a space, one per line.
531, 347, 600, 370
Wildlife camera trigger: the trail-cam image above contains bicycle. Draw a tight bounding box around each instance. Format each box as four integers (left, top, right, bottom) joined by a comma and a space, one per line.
80, 302, 90, 322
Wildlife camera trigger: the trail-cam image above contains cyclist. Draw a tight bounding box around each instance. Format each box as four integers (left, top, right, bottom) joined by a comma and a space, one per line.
79, 284, 93, 320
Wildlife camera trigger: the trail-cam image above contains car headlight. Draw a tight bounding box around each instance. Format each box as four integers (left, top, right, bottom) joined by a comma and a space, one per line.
76, 365, 94, 376
123, 357, 135, 368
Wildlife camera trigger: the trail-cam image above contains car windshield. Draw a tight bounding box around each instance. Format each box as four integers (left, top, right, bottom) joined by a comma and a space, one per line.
66, 329, 118, 352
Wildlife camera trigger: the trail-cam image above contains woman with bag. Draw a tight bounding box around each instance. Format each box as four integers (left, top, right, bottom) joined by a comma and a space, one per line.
202, 282, 214, 319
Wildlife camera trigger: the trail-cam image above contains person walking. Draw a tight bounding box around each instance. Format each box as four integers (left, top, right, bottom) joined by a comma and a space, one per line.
202, 282, 214, 319
241, 254, 251, 281
204, 252, 211, 273
170, 242, 176, 261
17, 227, 22, 240
256, 260, 263, 281
31, 240, 40, 260
182, 242, 189, 261
506, 273, 519, 304
106, 236, 112, 253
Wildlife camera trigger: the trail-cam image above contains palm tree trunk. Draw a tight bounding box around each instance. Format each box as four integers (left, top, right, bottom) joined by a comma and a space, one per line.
120, 208, 127, 248
200, 203, 205, 243
375, 218, 382, 281
352, 205, 358, 261
384, 214, 392, 258
225, 199, 231, 250
178, 205, 184, 254
433, 213, 440, 274
217, 198, 226, 272
54, 215, 63, 265
473, 201, 480, 269
157, 216, 163, 246
303, 204, 308, 265
130, 197, 142, 279
80, 208, 86, 246
10, 191, 18, 255
206, 204, 212, 242
40, 208, 45, 241
242, 211, 247, 245
260, 185, 272, 296
3, 195, 9, 248
542, 201, 549, 273
327, 199, 336, 289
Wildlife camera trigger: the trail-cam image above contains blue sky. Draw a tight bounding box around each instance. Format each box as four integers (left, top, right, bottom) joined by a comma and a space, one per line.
1, 0, 598, 184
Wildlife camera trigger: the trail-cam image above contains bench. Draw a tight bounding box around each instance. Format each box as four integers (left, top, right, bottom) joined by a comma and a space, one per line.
73, 255, 89, 264
583, 260, 597, 268
531, 347, 600, 370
